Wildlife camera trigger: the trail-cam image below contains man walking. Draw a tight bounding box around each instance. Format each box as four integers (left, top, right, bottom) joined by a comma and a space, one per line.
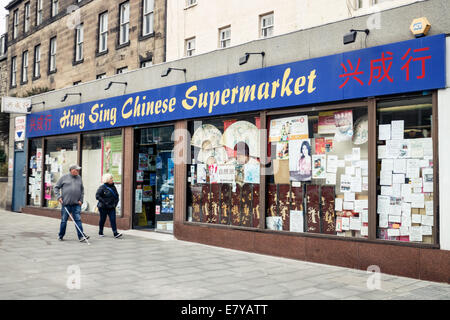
54, 164, 90, 242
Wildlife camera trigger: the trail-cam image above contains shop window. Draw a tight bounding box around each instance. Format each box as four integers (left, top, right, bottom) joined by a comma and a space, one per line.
134, 126, 175, 232
27, 139, 43, 207
376, 96, 435, 243
266, 107, 369, 237
82, 130, 122, 214
187, 115, 261, 228
44, 137, 78, 209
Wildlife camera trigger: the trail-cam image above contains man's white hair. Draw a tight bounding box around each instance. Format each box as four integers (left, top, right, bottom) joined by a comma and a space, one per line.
102, 173, 113, 183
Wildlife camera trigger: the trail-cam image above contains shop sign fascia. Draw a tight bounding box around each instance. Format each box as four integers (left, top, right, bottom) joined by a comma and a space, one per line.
26, 34, 446, 139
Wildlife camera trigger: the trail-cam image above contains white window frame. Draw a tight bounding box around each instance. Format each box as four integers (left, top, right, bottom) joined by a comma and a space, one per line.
51, 0, 59, 17
24, 2, 30, 33
140, 59, 152, 68
75, 24, 84, 62
99, 12, 108, 53
22, 51, 28, 83
36, 0, 43, 26
117, 66, 128, 74
260, 12, 274, 38
219, 26, 231, 48
0, 35, 6, 56
34, 44, 41, 78
119, 2, 130, 45
11, 56, 17, 86
142, 0, 154, 36
49, 37, 57, 72
185, 37, 195, 57
13, 10, 19, 39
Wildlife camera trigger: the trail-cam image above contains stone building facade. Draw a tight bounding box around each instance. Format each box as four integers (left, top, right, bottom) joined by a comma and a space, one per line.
5, 0, 166, 97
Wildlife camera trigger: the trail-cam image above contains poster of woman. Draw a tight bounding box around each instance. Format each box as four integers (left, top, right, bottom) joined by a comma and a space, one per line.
289, 139, 312, 182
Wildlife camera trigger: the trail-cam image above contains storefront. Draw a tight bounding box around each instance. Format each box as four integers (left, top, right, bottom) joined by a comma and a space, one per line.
21, 33, 448, 281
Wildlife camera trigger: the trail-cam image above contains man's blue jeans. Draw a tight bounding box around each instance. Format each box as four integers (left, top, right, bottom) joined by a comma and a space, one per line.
59, 204, 84, 239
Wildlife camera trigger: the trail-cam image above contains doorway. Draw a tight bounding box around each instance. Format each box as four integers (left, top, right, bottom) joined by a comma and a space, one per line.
133, 125, 175, 233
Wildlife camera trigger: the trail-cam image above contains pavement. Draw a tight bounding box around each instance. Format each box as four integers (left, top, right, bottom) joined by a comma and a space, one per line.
0, 209, 449, 300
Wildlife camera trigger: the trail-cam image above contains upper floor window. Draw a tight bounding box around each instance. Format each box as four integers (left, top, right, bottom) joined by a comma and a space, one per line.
219, 26, 231, 48
98, 12, 108, 53
142, 0, 154, 36
13, 10, 19, 39
34, 44, 41, 78
185, 37, 195, 57
117, 66, 128, 74
11, 56, 17, 87
96, 73, 107, 79
0, 35, 6, 56
24, 2, 31, 33
119, 1, 130, 45
75, 24, 84, 62
51, 0, 59, 17
260, 12, 274, 38
22, 51, 29, 83
186, 0, 197, 7
49, 37, 57, 72
36, 0, 43, 26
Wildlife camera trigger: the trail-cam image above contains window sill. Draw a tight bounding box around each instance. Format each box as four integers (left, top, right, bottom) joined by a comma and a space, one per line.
48, 69, 57, 75
32, 75, 41, 82
96, 49, 108, 57
184, 3, 198, 10
72, 59, 84, 66
116, 41, 130, 50
20, 81, 28, 86
139, 32, 155, 42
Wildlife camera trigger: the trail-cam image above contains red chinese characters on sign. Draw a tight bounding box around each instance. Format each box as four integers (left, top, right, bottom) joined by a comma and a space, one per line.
339, 47, 432, 89
28, 115, 52, 133
401, 47, 431, 80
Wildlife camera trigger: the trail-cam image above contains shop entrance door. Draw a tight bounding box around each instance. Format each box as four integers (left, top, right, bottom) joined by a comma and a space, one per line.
133, 125, 175, 233
12, 150, 26, 212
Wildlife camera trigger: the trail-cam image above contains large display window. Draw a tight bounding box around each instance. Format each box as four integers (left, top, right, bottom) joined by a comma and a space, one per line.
376, 96, 435, 244
266, 107, 369, 237
82, 130, 123, 215
187, 115, 261, 228
27, 139, 43, 206
44, 137, 78, 208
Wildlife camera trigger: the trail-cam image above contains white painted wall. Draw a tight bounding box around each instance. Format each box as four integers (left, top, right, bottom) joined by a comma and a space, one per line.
166, 0, 426, 61
437, 37, 450, 250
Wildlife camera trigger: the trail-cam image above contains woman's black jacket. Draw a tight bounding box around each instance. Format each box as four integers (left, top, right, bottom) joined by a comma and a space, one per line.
96, 183, 119, 209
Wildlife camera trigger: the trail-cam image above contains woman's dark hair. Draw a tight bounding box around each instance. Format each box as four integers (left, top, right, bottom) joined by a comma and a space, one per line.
300, 141, 311, 159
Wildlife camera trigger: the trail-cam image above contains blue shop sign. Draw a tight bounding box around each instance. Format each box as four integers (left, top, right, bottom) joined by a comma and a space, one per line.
27, 34, 446, 138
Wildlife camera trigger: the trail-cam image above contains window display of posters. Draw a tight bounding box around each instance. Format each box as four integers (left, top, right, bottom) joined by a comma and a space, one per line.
161, 194, 174, 213
353, 115, 369, 145
340, 174, 352, 193
136, 170, 144, 182
244, 163, 260, 184
221, 121, 260, 158
290, 210, 304, 232
318, 111, 336, 134
334, 110, 353, 141
143, 186, 152, 202
197, 163, 207, 183
269, 115, 308, 142
102, 135, 123, 183
289, 139, 312, 182
276, 142, 289, 160
312, 154, 326, 179
218, 164, 235, 184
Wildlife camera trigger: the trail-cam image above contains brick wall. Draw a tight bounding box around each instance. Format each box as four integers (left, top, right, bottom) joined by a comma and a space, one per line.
6, 0, 166, 97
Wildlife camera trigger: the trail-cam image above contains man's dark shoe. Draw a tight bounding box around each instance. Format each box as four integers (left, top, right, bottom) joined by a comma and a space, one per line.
114, 233, 122, 238
79, 235, 90, 242
58, 236, 63, 241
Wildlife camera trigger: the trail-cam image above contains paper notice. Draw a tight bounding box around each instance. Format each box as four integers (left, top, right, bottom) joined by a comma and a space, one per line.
422, 225, 432, 236
422, 215, 434, 227
350, 217, 361, 231
290, 210, 304, 232
362, 176, 369, 191
401, 202, 411, 216
377, 195, 390, 214
327, 155, 338, 173
361, 226, 369, 237
345, 166, 355, 176
382, 159, 394, 172
410, 193, 425, 209
352, 148, 361, 161
362, 210, 369, 223
342, 217, 350, 231
421, 138, 433, 157
379, 214, 388, 228
381, 186, 393, 196
422, 168, 433, 193
337, 160, 346, 168
402, 214, 412, 227
344, 192, 355, 202
388, 229, 400, 237
399, 226, 410, 236
343, 201, 354, 210
410, 226, 423, 242
388, 215, 402, 223
350, 176, 362, 193
409, 139, 424, 158
379, 124, 391, 140
378, 145, 387, 159
391, 120, 404, 140
392, 183, 402, 198
406, 159, 421, 178
340, 174, 352, 193
326, 173, 336, 185
392, 174, 405, 184
401, 184, 412, 201
380, 170, 392, 186
412, 214, 422, 224
335, 198, 343, 211
393, 159, 407, 174
425, 201, 433, 216
389, 205, 402, 216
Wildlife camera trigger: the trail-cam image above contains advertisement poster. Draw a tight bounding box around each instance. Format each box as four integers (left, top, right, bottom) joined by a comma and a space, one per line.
218, 164, 235, 184
138, 153, 149, 170
244, 163, 260, 184
197, 164, 207, 183
312, 154, 327, 179
143, 186, 152, 202
269, 115, 309, 142
44, 183, 52, 200
315, 138, 326, 154
149, 173, 156, 186
289, 139, 312, 182
276, 142, 289, 160
161, 194, 174, 213
208, 164, 219, 183
136, 170, 144, 182
102, 135, 123, 183
334, 110, 353, 142
135, 189, 143, 213
318, 111, 336, 134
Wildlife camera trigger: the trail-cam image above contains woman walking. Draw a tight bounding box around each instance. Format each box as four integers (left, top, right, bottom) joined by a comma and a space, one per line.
96, 173, 122, 238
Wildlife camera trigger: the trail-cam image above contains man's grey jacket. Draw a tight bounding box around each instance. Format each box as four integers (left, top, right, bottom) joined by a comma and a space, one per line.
54, 174, 84, 206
